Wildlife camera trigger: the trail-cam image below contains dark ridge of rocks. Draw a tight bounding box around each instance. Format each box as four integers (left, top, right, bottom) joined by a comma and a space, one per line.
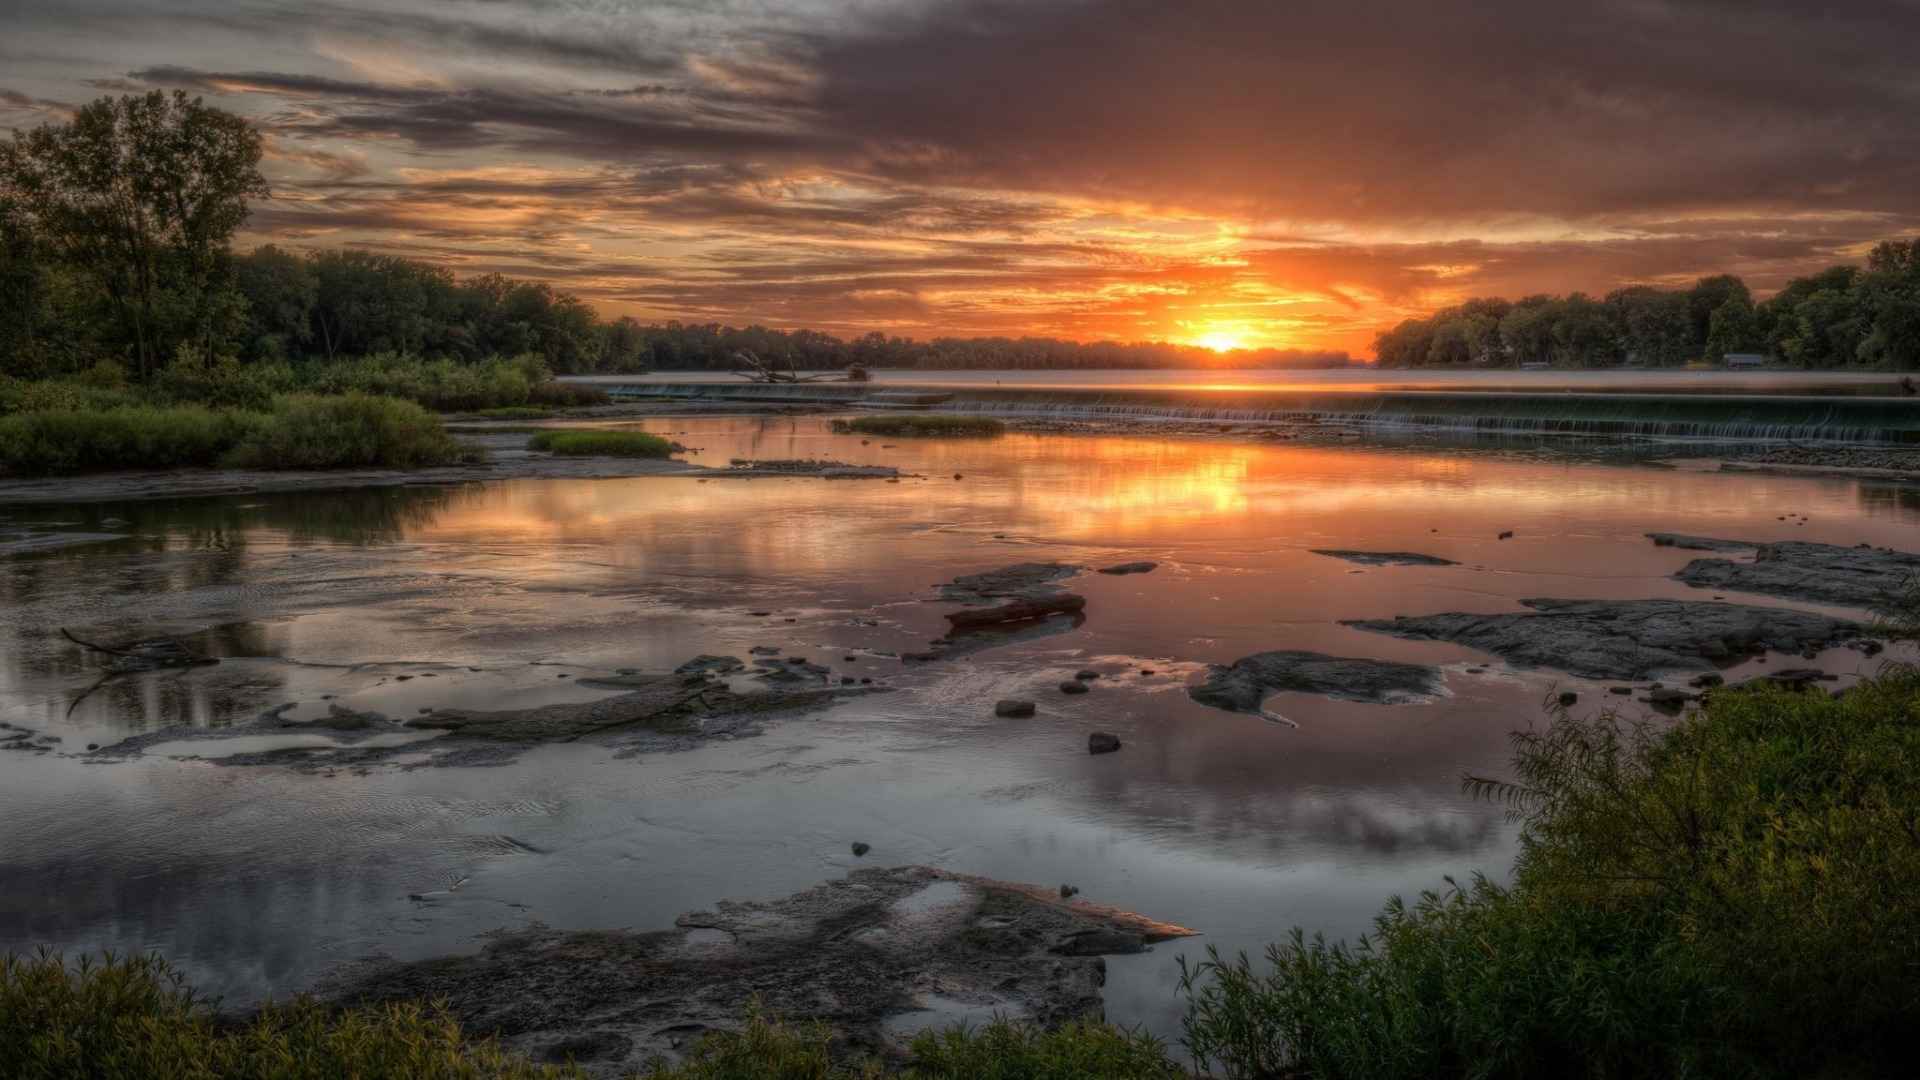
938, 562, 1082, 603
1097, 561, 1158, 575
1189, 650, 1444, 713
1346, 599, 1862, 680
1310, 550, 1458, 567
317, 866, 1195, 1074
673, 655, 746, 676
1646, 533, 1758, 552
945, 594, 1087, 631
1669, 539, 1920, 609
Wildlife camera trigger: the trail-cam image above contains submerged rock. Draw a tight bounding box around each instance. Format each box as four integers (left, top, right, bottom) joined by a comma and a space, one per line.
1058, 680, 1090, 695
994, 699, 1037, 718
1189, 650, 1444, 712
319, 866, 1194, 1073
1310, 550, 1458, 567
1346, 599, 1860, 680
1670, 539, 1920, 609
1087, 732, 1122, 754
674, 655, 745, 676
1096, 561, 1158, 575
1646, 533, 1758, 552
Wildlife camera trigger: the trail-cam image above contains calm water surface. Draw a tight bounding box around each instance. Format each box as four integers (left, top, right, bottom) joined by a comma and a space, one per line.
2, 418, 1916, 1041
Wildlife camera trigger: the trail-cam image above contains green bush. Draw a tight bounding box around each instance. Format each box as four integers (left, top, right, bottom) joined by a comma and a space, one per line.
830, 415, 1005, 437
527, 430, 675, 458
151, 356, 297, 411
0, 376, 142, 416
225, 395, 470, 470
1179, 667, 1920, 1079
0, 405, 267, 473
527, 380, 611, 408
0, 395, 470, 475
0, 951, 582, 1079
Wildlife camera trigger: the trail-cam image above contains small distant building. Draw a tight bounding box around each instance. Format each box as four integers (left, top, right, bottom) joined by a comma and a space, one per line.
1724, 353, 1768, 369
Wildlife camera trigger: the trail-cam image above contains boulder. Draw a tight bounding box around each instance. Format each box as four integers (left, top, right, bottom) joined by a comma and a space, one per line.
1087, 732, 1121, 754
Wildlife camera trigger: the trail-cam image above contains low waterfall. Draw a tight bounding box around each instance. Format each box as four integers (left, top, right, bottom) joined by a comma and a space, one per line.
600, 382, 1920, 444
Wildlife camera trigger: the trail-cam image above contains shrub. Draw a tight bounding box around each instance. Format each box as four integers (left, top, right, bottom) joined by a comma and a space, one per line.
0, 951, 582, 1079
527, 430, 675, 458
1179, 668, 1920, 1079
830, 415, 1005, 437
225, 394, 470, 470
151, 356, 298, 411
526, 380, 612, 408
0, 376, 142, 416
0, 405, 266, 473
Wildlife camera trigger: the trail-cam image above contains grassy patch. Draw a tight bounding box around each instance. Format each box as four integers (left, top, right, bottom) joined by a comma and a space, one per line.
527, 430, 675, 458
1179, 667, 1920, 1079
830, 415, 1005, 437
0, 395, 469, 475
0, 405, 268, 473
224, 394, 470, 470
2, 954, 1182, 1079
0, 951, 582, 1079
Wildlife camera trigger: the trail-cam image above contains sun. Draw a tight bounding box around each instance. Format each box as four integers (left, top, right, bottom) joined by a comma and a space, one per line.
1192, 329, 1249, 353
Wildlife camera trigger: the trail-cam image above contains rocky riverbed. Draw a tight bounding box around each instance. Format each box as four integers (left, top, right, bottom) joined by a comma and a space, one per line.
318, 866, 1195, 1074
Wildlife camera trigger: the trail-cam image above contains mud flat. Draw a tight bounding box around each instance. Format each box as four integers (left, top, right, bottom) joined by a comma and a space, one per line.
318, 866, 1195, 1074
1346, 599, 1862, 680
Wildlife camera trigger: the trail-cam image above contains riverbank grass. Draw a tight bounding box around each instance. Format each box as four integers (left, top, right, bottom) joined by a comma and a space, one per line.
1180, 666, 1920, 1079
0, 395, 470, 475
831, 415, 1006, 437
527, 430, 675, 458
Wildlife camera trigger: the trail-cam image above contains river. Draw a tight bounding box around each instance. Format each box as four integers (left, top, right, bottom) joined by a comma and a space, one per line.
2, 411, 1916, 1047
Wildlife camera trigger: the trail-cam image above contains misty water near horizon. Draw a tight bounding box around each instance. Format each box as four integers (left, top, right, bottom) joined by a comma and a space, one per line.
3, 417, 1916, 1047
570, 367, 1917, 396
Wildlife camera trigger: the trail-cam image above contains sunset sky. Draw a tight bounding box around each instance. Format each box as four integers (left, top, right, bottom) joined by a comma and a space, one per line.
6, 0, 1918, 356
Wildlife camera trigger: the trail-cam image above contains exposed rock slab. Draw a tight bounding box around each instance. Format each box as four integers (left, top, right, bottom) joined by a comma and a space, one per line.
945, 593, 1087, 630
1310, 550, 1458, 567
1097, 561, 1158, 575
1345, 599, 1861, 680
1190, 650, 1444, 712
938, 562, 1082, 603
1670, 539, 1920, 609
318, 866, 1195, 1074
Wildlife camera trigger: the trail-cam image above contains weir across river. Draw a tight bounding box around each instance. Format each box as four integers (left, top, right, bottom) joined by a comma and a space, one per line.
589, 380, 1920, 444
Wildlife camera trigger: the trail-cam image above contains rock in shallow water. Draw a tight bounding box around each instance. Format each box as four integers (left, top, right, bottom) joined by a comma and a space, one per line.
1345, 598, 1860, 680
1670, 539, 1920, 609
1310, 550, 1458, 567
994, 699, 1036, 717
1087, 732, 1121, 754
1096, 561, 1158, 575
1189, 650, 1444, 711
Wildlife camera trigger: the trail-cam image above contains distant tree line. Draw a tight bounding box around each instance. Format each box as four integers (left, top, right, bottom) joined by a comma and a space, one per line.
1, 92, 1352, 381
1375, 246, 1920, 369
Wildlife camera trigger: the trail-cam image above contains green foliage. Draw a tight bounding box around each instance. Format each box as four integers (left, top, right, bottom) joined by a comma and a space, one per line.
830, 415, 1007, 437
0, 91, 267, 377
1179, 668, 1920, 1079
224, 395, 469, 470
472, 406, 557, 419
0, 404, 266, 473
0, 395, 468, 475
902, 1020, 1183, 1079
0, 950, 582, 1079
526, 430, 675, 458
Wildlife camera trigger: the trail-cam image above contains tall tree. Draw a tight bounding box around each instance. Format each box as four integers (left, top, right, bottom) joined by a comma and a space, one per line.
0, 91, 267, 376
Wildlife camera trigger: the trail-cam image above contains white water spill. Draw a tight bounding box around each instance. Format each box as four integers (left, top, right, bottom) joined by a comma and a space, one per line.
2, 415, 1917, 1047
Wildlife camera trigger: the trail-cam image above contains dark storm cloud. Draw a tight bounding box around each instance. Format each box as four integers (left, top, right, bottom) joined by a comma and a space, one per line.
807, 0, 1920, 220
